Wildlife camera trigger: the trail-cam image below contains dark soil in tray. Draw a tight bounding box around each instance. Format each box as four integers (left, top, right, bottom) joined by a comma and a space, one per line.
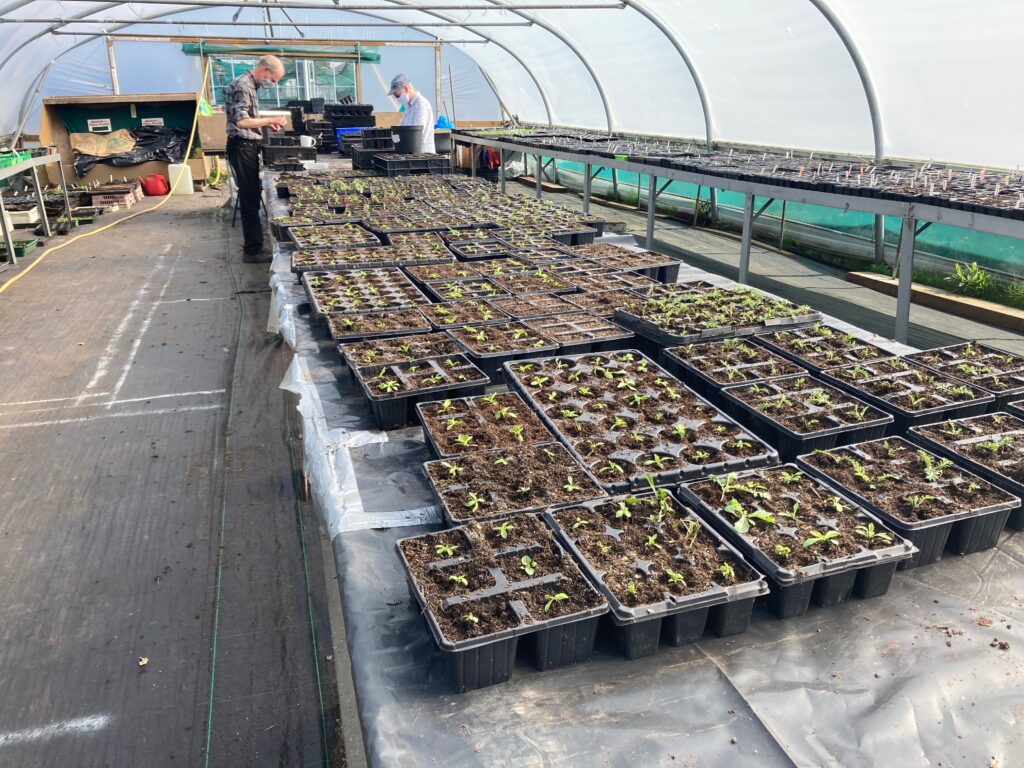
357, 354, 486, 396
326, 308, 431, 341
440, 226, 506, 244
418, 392, 552, 456
418, 299, 511, 329
913, 412, 1024, 489
686, 466, 903, 570
801, 437, 1015, 524
566, 271, 660, 293
423, 278, 509, 302
396, 513, 605, 643
473, 258, 539, 278
341, 331, 461, 368
292, 241, 452, 272
423, 442, 606, 523
565, 243, 678, 272
821, 357, 992, 418
525, 313, 634, 347
486, 294, 578, 320
491, 270, 574, 296
563, 289, 640, 319
447, 322, 556, 356
723, 374, 891, 439
289, 222, 381, 249
906, 342, 1024, 398
550, 491, 758, 608
504, 351, 777, 490
303, 269, 428, 315
665, 338, 806, 386
404, 263, 482, 283
755, 324, 892, 371
449, 240, 514, 260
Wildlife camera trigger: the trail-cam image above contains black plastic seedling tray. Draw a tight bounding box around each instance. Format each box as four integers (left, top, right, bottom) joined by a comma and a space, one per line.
910, 413, 1024, 531
524, 313, 635, 356
544, 495, 768, 660
325, 309, 432, 343
820, 358, 994, 433
720, 374, 893, 460
905, 342, 1024, 412
415, 391, 553, 458
353, 354, 489, 430
753, 324, 893, 373
659, 340, 808, 405
447, 322, 559, 385
302, 269, 430, 318
679, 466, 915, 618
485, 294, 578, 321
422, 442, 607, 525
340, 331, 462, 376
796, 438, 1019, 569
395, 515, 609, 693
503, 350, 779, 495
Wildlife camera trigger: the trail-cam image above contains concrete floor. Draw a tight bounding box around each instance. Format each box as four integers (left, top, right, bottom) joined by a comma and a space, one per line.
0, 192, 336, 767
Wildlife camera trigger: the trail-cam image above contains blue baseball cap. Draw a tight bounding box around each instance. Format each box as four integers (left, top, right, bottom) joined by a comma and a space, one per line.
389, 73, 411, 96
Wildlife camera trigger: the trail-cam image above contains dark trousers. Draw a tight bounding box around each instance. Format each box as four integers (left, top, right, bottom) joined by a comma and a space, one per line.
227, 137, 263, 254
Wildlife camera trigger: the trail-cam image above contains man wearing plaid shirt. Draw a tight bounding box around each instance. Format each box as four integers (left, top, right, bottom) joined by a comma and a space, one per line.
390, 73, 435, 154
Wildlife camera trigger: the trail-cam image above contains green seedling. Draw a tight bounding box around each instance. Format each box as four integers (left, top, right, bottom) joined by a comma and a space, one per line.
644, 454, 669, 470
774, 544, 792, 558
493, 522, 515, 539
493, 456, 510, 466
906, 493, 935, 509
543, 593, 568, 612
854, 522, 892, 543
824, 496, 845, 514
448, 574, 469, 588
803, 529, 840, 549
563, 476, 583, 493
626, 580, 637, 596
463, 492, 485, 513
664, 568, 685, 585
917, 450, 952, 482
445, 417, 463, 432
378, 380, 401, 394
780, 470, 803, 485
645, 533, 661, 550
571, 517, 590, 531
462, 612, 479, 625
615, 501, 632, 519
520, 555, 537, 577
508, 425, 525, 442
454, 434, 474, 447
596, 540, 611, 554
434, 543, 459, 558
440, 461, 463, 477
718, 563, 736, 582
978, 436, 1013, 454
807, 389, 832, 406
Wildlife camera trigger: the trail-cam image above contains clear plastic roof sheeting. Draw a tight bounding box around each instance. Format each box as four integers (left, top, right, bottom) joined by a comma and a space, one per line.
2, 0, 1023, 168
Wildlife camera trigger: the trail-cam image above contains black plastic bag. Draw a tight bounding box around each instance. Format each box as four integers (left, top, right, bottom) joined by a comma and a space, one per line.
74, 126, 190, 177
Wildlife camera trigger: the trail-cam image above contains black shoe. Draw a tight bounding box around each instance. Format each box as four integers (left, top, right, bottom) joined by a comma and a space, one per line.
242, 245, 273, 263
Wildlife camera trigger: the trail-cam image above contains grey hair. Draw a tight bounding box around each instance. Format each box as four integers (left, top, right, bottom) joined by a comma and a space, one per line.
257, 54, 285, 75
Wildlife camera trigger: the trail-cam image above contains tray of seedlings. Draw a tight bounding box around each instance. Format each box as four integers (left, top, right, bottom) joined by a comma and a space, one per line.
291, 243, 454, 274
340, 331, 461, 379
797, 437, 1019, 568
679, 465, 915, 618
395, 513, 609, 692
660, 338, 808, 403
563, 289, 640, 319
565, 243, 681, 282
288, 222, 381, 249
302, 269, 429, 317
821, 357, 994, 432
423, 278, 510, 303
439, 226, 506, 245
404, 263, 482, 284
447, 240, 516, 261
565, 271, 661, 294
546, 485, 768, 659
511, 246, 572, 266
354, 354, 489, 430
416, 391, 553, 457
754, 324, 894, 373
326, 308, 432, 343
490, 269, 575, 296
524, 312, 635, 356
447, 322, 559, 383
904, 342, 1024, 411
486, 294, 578, 321
910, 412, 1024, 530
418, 299, 512, 330
472, 257, 538, 278
422, 442, 607, 524
615, 286, 820, 347
720, 374, 893, 460
503, 351, 778, 493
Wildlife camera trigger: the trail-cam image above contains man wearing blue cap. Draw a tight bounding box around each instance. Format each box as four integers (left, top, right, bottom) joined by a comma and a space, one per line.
390, 74, 435, 154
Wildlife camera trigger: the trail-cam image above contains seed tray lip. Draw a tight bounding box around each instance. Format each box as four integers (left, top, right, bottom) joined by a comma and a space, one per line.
662, 339, 808, 388
753, 325, 899, 373
677, 464, 916, 585
301, 269, 431, 317
720, 374, 894, 440
422, 442, 609, 525
502, 349, 780, 494
904, 342, 1024, 405
415, 391, 553, 459
288, 222, 382, 250
819, 357, 995, 420
543, 496, 769, 625
795, 437, 1020, 532
354, 353, 489, 403
325, 308, 432, 343
340, 331, 462, 369
394, 514, 610, 652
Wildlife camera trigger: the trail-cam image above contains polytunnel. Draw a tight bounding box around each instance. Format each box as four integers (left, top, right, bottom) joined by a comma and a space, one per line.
2, 3, 1024, 768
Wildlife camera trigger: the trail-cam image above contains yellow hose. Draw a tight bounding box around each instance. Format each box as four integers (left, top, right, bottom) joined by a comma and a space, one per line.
0, 60, 211, 295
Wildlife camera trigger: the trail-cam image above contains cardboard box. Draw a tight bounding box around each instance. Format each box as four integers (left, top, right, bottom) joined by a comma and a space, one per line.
198, 113, 227, 152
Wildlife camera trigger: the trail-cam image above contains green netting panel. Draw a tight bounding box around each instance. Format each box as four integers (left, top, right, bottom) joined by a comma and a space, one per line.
553, 159, 1024, 276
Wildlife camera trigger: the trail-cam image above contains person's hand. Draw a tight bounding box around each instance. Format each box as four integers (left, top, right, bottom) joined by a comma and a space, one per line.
268, 122, 282, 133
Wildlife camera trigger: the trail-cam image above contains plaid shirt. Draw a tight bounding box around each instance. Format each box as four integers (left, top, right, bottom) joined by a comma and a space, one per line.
224, 71, 262, 140
399, 93, 435, 154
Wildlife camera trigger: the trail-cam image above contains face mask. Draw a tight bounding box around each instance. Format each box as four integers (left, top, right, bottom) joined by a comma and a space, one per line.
398, 92, 410, 106
259, 77, 275, 89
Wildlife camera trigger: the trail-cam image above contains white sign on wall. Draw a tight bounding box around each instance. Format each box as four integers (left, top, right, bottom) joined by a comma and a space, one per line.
87, 118, 112, 132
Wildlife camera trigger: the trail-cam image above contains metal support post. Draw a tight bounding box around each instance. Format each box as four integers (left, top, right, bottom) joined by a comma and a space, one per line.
0, 193, 15, 265
693, 184, 702, 227
739, 192, 754, 284
873, 214, 885, 264
31, 166, 51, 238
583, 162, 592, 214
535, 154, 542, 199
106, 37, 120, 95
434, 43, 442, 118
499, 149, 506, 194
894, 215, 916, 344
611, 168, 619, 202
779, 200, 787, 248
709, 187, 719, 224
470, 142, 476, 178
646, 173, 657, 249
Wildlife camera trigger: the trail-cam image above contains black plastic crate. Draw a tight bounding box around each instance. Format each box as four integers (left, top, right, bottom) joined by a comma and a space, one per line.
326, 103, 373, 116
796, 437, 1019, 569
679, 465, 915, 618
352, 145, 393, 170
262, 145, 316, 164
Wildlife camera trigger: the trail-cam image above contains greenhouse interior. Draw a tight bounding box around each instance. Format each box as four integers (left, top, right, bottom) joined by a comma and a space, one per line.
2, 2, 1024, 766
